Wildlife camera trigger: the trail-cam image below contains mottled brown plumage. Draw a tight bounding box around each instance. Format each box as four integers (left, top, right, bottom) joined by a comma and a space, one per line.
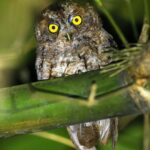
35, 1, 118, 150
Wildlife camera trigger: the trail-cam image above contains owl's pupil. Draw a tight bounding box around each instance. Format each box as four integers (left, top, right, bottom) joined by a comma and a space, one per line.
75, 18, 78, 22
52, 26, 55, 29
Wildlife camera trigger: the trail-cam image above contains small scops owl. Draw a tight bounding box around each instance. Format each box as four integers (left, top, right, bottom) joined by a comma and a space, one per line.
35, 1, 118, 150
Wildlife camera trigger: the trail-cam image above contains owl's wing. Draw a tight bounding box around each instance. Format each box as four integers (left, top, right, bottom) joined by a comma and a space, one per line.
98, 28, 117, 54
96, 118, 118, 150
96, 119, 111, 145
101, 28, 117, 48
67, 124, 97, 150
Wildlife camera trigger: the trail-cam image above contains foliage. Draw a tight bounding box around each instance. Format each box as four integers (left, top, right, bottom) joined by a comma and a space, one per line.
0, 0, 150, 150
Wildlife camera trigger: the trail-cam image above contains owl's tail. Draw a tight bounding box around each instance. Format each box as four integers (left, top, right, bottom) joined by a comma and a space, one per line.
67, 124, 97, 150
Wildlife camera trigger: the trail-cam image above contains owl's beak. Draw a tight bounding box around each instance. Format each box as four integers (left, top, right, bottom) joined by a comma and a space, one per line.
65, 33, 71, 41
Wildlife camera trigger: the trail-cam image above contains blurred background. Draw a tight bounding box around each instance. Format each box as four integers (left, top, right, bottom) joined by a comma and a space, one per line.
0, 0, 149, 150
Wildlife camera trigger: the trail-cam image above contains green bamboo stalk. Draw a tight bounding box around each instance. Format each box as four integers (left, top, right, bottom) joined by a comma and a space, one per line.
0, 42, 150, 138
0, 70, 137, 137
138, 0, 150, 43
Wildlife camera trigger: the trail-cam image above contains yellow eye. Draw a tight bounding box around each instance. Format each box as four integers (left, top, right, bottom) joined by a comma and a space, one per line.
48, 24, 59, 33
72, 16, 82, 26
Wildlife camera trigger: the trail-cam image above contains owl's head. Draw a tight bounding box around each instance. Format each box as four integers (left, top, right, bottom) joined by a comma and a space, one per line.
35, 0, 116, 80
35, 0, 102, 43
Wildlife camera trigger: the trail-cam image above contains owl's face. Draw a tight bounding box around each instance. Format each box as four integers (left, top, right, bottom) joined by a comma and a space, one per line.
36, 0, 115, 80
36, 1, 101, 43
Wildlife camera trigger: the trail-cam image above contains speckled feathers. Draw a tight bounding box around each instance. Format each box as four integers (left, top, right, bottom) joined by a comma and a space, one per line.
35, 0, 116, 80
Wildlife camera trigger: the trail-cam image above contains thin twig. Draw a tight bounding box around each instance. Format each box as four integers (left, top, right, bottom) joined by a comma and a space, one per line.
95, 0, 129, 48
33, 132, 75, 148
125, 0, 138, 40
143, 115, 150, 150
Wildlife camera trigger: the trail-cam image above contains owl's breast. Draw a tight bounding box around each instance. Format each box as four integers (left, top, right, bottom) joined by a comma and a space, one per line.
36, 40, 111, 80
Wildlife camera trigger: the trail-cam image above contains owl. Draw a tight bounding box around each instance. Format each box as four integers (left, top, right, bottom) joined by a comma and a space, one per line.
35, 0, 118, 150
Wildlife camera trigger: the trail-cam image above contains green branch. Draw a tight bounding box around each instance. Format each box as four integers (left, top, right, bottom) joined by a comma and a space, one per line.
0, 70, 135, 137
